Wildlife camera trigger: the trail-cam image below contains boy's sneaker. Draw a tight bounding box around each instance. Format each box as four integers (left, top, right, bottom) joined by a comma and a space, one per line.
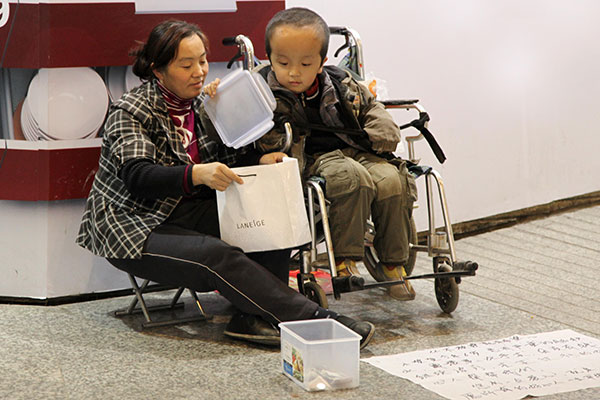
379, 264, 416, 301
336, 259, 360, 277
334, 315, 375, 349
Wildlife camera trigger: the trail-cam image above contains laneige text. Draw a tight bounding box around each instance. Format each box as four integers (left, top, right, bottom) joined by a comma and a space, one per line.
236, 219, 266, 230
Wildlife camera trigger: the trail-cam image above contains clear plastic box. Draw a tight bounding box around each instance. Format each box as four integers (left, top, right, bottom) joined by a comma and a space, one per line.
203, 68, 276, 148
279, 319, 360, 391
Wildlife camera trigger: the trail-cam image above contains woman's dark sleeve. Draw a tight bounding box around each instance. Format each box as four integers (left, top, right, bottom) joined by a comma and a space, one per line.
118, 158, 193, 199
235, 146, 263, 167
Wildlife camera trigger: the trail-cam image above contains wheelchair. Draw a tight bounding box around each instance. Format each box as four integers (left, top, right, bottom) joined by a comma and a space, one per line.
222, 27, 478, 314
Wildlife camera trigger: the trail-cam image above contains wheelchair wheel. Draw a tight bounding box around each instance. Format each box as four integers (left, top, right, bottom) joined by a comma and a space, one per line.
363, 217, 418, 281
434, 263, 459, 314
303, 281, 328, 309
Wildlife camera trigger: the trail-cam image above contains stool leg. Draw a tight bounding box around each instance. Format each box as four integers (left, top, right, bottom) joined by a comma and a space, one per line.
169, 287, 185, 308
188, 289, 211, 319
130, 276, 154, 323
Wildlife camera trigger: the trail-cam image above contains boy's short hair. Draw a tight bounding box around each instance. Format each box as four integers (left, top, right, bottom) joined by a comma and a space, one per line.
265, 7, 329, 63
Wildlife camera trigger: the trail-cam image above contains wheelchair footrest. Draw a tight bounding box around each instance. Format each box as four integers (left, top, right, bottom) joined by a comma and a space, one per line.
402, 266, 478, 281
453, 260, 478, 274
362, 280, 413, 289
332, 276, 365, 294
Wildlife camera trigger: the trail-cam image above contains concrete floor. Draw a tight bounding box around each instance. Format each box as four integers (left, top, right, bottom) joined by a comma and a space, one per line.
1, 205, 599, 400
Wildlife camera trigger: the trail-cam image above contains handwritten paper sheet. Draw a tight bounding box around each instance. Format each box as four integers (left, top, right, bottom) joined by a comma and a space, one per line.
363, 330, 600, 400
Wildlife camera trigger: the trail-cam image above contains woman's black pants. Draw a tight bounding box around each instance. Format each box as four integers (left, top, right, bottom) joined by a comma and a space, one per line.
108, 197, 318, 325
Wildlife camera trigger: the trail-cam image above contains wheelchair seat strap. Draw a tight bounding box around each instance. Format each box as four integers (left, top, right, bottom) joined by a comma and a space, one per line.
400, 112, 447, 164
301, 120, 447, 164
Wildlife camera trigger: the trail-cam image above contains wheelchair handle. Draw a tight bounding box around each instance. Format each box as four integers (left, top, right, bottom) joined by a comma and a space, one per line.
222, 36, 237, 46
222, 34, 255, 71
328, 26, 365, 79
329, 26, 347, 35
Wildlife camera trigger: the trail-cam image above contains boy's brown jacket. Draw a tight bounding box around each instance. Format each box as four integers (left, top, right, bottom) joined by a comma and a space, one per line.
255, 64, 401, 175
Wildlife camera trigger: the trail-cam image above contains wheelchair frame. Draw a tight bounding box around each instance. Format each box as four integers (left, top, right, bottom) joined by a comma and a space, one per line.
223, 28, 477, 314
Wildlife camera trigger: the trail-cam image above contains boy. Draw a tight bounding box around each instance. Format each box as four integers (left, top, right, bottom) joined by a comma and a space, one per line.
257, 7, 417, 300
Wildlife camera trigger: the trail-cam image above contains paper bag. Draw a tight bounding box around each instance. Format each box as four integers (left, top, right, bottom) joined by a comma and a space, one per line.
216, 157, 312, 252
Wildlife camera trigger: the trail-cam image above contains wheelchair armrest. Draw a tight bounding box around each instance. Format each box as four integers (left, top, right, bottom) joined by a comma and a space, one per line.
408, 164, 432, 179
382, 99, 427, 160
307, 176, 326, 191
281, 122, 293, 153
381, 99, 419, 108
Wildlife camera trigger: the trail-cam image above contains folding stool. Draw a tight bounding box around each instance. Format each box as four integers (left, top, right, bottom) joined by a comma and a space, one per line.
114, 273, 211, 328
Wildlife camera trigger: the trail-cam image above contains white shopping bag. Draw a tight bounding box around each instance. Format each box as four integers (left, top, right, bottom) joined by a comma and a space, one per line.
216, 157, 312, 252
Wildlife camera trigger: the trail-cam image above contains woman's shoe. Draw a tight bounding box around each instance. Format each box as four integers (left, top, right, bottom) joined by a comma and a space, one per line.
334, 315, 375, 349
224, 312, 280, 346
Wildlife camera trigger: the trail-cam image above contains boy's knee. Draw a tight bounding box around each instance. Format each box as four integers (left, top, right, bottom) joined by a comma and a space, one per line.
373, 164, 417, 205
375, 173, 404, 200
313, 150, 374, 198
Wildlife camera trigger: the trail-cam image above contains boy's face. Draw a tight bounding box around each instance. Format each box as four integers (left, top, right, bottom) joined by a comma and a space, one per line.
269, 25, 326, 94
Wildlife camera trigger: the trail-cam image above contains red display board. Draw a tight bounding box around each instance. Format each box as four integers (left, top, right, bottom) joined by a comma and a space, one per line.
0, 0, 284, 201
0, 144, 101, 201
0, 1, 284, 68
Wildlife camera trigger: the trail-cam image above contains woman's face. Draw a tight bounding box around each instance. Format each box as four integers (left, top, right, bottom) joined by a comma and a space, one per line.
153, 34, 209, 100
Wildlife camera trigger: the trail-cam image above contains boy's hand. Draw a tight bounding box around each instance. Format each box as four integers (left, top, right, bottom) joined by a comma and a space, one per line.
203, 78, 221, 98
192, 162, 243, 191
259, 152, 287, 165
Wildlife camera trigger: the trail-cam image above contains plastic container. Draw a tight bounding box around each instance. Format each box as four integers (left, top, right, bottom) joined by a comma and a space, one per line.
279, 319, 360, 391
203, 68, 276, 148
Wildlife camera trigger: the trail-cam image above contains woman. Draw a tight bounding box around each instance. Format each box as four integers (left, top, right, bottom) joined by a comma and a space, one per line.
76, 20, 374, 348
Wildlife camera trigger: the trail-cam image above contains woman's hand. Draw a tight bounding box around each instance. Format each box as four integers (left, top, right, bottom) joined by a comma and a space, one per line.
192, 162, 243, 191
203, 78, 220, 98
259, 152, 287, 165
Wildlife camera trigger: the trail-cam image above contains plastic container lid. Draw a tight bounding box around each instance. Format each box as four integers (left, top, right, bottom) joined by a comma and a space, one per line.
203, 68, 276, 148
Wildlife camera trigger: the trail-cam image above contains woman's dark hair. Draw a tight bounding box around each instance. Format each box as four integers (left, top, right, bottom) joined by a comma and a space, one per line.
130, 20, 209, 81
265, 7, 329, 63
